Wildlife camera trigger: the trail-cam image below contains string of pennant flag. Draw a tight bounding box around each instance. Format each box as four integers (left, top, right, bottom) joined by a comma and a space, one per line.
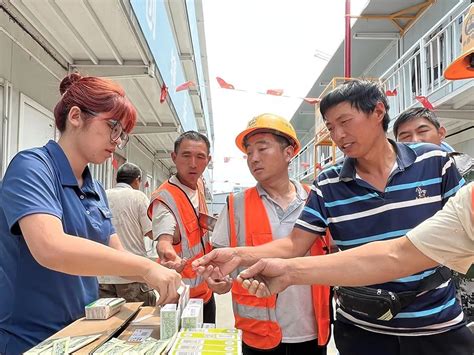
381, 86, 435, 110
163, 78, 435, 110
159, 77, 321, 105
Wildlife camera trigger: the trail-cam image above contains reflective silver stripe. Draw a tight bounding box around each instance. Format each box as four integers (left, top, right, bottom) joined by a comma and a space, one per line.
230, 191, 247, 247
229, 192, 246, 279
187, 241, 209, 260
232, 302, 278, 322
183, 274, 206, 288
155, 189, 203, 260
230, 190, 278, 324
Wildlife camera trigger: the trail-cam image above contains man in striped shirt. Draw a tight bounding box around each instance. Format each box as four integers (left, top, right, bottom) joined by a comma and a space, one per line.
194, 80, 472, 354
294, 80, 470, 354
393, 107, 474, 324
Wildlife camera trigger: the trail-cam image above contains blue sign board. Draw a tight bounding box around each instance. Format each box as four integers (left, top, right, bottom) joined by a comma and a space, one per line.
186, 0, 213, 139
131, 0, 197, 131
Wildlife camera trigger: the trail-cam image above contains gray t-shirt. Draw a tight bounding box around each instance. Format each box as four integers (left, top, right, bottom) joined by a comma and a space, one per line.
212, 181, 318, 343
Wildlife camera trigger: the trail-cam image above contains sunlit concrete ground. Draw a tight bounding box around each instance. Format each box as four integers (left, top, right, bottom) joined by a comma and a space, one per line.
215, 292, 339, 354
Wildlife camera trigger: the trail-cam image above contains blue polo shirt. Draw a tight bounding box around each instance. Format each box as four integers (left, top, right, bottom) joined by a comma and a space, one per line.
0, 140, 114, 354
296, 141, 466, 336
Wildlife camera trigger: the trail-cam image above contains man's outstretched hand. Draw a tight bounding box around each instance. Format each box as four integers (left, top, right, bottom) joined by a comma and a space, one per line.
192, 248, 242, 279
159, 248, 187, 273
237, 258, 291, 298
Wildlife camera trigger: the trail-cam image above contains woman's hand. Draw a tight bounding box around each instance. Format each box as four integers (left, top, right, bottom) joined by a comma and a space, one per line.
143, 262, 182, 305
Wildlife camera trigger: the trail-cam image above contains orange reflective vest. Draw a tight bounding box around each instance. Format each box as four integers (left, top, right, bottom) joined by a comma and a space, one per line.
227, 186, 331, 350
148, 179, 212, 302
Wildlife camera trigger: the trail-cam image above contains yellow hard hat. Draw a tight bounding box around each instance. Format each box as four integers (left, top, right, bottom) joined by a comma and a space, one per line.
235, 113, 301, 154
444, 4, 474, 80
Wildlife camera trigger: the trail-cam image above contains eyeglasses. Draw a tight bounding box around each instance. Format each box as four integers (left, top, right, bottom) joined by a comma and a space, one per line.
80, 108, 129, 150
107, 120, 129, 150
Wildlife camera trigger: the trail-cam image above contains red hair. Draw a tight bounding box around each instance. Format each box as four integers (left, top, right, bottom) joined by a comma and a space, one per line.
54, 72, 137, 133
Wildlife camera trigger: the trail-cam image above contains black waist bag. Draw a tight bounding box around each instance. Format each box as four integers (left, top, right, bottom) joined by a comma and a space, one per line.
334, 266, 452, 321
334, 286, 401, 321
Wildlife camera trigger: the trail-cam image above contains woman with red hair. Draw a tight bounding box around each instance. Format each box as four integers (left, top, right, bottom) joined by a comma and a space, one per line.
0, 73, 182, 354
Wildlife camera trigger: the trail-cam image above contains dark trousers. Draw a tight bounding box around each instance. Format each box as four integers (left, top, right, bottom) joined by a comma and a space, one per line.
334, 319, 474, 355
203, 294, 216, 324
243, 339, 326, 355
99, 282, 156, 306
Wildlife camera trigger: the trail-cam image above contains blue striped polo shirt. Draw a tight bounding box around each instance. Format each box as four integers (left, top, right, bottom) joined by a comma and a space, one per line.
296, 140, 466, 335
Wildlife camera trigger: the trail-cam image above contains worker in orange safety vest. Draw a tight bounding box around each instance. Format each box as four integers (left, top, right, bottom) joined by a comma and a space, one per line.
207, 114, 330, 355
148, 131, 215, 322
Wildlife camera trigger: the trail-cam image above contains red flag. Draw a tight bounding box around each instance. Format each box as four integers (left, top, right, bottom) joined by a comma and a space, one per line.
415, 96, 434, 110
315, 163, 322, 171
216, 77, 235, 89
160, 83, 168, 103
386, 88, 398, 96
304, 97, 321, 104
266, 89, 283, 96
224, 157, 231, 163
112, 158, 118, 170
176, 80, 195, 92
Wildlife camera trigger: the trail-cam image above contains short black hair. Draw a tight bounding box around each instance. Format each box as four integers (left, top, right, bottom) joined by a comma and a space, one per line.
117, 162, 141, 185
174, 131, 211, 154
393, 107, 440, 138
319, 79, 390, 132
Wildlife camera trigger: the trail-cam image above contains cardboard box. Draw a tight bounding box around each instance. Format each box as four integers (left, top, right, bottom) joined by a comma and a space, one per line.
180, 328, 241, 336
177, 333, 240, 340
187, 298, 204, 324
174, 339, 239, 347
171, 343, 240, 354
85, 298, 126, 320
177, 329, 241, 341
91, 337, 125, 354
141, 338, 169, 355
170, 329, 242, 355
25, 334, 108, 354
177, 285, 190, 315
118, 306, 161, 343
160, 304, 179, 340
181, 305, 200, 329
38, 302, 142, 354
170, 342, 241, 355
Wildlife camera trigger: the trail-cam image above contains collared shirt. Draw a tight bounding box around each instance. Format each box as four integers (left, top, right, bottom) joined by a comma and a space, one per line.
152, 175, 199, 242
0, 140, 114, 354
297, 140, 465, 336
99, 183, 152, 285
213, 181, 318, 343
407, 182, 474, 274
